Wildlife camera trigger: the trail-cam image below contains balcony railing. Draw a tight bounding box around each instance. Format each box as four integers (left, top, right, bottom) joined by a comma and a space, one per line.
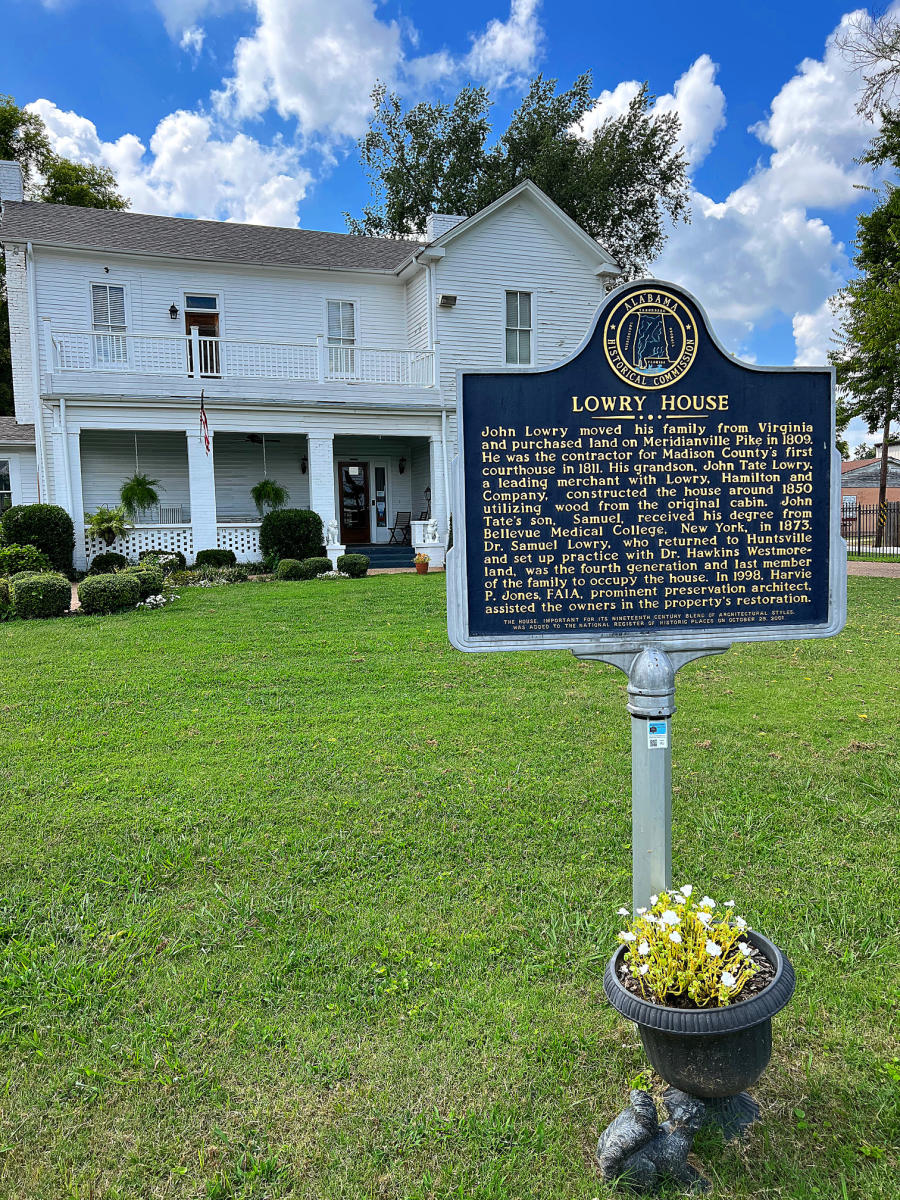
50, 330, 436, 388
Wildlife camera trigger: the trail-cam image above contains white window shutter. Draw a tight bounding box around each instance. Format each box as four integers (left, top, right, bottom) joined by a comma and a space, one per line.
108, 286, 126, 328
91, 284, 109, 326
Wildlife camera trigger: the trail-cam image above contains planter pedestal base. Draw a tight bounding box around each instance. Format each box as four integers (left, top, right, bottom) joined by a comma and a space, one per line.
596, 1086, 759, 1194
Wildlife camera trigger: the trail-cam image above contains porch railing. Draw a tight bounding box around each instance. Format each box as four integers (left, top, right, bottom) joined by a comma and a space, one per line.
51, 330, 435, 387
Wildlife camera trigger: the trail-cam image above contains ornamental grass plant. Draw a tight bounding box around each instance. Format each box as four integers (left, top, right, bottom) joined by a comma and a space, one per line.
617, 885, 762, 1008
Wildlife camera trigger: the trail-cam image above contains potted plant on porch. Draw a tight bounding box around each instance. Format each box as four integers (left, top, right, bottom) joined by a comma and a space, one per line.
596, 886, 795, 1189
414, 552, 430, 575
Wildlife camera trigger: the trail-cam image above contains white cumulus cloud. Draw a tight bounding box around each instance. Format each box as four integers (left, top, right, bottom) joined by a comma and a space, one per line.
465, 0, 544, 91
29, 99, 312, 226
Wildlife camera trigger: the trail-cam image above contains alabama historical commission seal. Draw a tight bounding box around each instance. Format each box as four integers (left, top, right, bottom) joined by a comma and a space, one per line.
603, 288, 697, 389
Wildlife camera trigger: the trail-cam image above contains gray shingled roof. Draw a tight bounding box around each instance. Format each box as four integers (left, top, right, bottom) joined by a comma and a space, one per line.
0, 201, 422, 273
0, 418, 35, 445
841, 459, 900, 486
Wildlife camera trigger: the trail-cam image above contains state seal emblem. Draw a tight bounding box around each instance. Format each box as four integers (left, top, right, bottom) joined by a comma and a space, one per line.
603, 288, 697, 389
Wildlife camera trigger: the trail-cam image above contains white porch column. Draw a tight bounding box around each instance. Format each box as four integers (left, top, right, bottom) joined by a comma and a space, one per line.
429, 433, 449, 543
187, 432, 217, 563
67, 429, 86, 571
307, 434, 343, 565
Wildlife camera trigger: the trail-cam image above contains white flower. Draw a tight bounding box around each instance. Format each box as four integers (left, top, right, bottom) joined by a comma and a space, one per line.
619, 931, 637, 942
639, 963, 650, 975
705, 940, 722, 957
725, 900, 735, 908
650, 895, 659, 905
617, 907, 629, 916
734, 917, 748, 930
638, 941, 650, 956
645, 914, 658, 924
679, 884, 693, 897
636, 907, 647, 915
699, 897, 715, 909
696, 912, 712, 926
738, 941, 752, 957
661, 910, 681, 926
721, 971, 736, 987
669, 931, 682, 944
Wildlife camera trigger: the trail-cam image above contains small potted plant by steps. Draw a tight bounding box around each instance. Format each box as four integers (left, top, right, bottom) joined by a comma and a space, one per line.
595, 886, 795, 1191
414, 552, 430, 575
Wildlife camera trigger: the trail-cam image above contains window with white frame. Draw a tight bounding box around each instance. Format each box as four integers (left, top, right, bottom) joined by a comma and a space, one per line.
0, 460, 10, 513
327, 300, 356, 375
91, 283, 127, 365
505, 291, 532, 365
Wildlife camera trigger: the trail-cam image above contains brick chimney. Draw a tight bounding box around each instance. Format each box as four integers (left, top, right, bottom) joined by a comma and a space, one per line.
0, 160, 24, 205
425, 212, 466, 242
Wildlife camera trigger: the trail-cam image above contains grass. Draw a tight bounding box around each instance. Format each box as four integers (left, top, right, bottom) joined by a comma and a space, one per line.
0, 574, 898, 1200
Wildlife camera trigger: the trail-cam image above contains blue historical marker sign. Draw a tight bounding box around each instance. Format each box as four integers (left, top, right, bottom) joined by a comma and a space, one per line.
447, 280, 846, 652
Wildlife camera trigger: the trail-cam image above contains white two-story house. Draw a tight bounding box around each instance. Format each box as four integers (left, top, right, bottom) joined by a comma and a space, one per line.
0, 159, 620, 569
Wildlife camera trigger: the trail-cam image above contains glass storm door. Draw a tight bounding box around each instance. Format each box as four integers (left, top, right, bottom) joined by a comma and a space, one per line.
339, 462, 370, 544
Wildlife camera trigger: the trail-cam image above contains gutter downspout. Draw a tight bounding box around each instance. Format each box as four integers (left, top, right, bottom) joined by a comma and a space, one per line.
26, 242, 49, 500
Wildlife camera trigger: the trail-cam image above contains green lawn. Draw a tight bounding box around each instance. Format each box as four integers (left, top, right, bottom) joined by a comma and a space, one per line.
1, 575, 898, 1200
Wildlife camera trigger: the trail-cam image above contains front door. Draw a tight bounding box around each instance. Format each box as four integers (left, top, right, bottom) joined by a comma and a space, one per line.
339, 462, 370, 544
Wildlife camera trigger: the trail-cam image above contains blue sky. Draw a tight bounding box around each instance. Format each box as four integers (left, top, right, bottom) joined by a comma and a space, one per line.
3, 0, 897, 449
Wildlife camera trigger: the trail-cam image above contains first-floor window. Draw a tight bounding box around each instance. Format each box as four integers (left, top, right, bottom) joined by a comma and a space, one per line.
91, 283, 127, 365
0, 460, 10, 512
505, 290, 532, 365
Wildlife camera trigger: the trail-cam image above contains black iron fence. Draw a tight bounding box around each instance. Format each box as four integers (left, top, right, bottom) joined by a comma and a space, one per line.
841, 501, 900, 559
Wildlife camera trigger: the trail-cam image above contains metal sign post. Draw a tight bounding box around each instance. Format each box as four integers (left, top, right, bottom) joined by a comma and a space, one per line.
446, 279, 846, 913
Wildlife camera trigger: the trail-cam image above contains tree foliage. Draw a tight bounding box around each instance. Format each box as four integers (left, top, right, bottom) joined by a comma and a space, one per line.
0, 95, 128, 416
347, 73, 690, 277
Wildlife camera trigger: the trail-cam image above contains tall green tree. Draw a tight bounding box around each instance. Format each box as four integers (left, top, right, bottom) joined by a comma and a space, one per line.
347, 73, 690, 277
830, 185, 900, 545
0, 95, 128, 416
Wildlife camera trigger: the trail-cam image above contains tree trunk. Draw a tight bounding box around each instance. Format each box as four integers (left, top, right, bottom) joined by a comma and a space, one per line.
874, 403, 893, 548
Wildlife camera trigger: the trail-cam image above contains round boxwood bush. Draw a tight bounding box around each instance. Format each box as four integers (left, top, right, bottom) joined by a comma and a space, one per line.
89, 550, 129, 575
0, 578, 11, 622
139, 549, 186, 573
1, 504, 75, 575
259, 508, 323, 563
0, 543, 52, 576
298, 556, 333, 580
11, 571, 71, 619
122, 562, 164, 598
275, 557, 304, 580
194, 547, 237, 568
337, 553, 369, 578
78, 573, 141, 615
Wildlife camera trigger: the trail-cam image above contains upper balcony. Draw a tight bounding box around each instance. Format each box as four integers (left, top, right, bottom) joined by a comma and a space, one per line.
45, 328, 437, 400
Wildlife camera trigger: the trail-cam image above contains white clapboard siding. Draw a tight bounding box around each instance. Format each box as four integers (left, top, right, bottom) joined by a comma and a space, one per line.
213, 433, 311, 520
431, 195, 607, 403
405, 272, 429, 351
80, 430, 191, 517
409, 442, 431, 518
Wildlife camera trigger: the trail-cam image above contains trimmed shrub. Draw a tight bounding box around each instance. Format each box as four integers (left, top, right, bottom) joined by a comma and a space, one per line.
0, 543, 52, 576
89, 551, 129, 575
78, 573, 140, 615
337, 553, 369, 578
194, 548, 237, 568
275, 557, 304, 580
259, 508, 323, 563
139, 549, 186, 573
0, 578, 11, 621
122, 562, 164, 598
297, 556, 333, 580
11, 571, 71, 619
1, 505, 75, 575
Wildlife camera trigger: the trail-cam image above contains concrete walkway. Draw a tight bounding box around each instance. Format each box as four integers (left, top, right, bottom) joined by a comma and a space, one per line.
847, 560, 900, 578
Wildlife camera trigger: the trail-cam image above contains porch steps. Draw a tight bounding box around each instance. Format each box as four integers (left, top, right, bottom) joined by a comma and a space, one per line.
353, 543, 415, 569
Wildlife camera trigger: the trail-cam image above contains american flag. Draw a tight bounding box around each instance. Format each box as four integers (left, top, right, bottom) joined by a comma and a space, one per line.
200, 391, 210, 455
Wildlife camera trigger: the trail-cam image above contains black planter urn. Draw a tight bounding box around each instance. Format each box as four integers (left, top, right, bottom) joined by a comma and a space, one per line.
604, 931, 796, 1100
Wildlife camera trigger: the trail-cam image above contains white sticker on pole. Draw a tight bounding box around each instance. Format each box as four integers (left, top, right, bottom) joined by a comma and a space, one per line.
647, 720, 668, 749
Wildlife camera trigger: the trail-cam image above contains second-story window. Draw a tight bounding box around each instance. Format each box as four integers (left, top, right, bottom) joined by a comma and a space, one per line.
184, 294, 220, 377
505, 291, 532, 365
327, 300, 356, 376
91, 283, 127, 365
